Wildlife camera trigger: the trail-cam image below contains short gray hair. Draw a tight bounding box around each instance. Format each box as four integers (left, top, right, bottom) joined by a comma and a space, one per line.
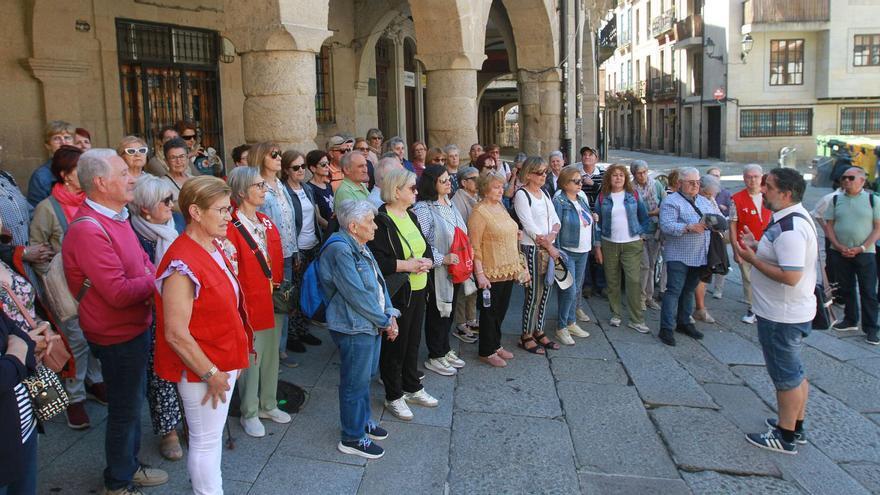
848, 166, 867, 178
679, 167, 700, 179
381, 167, 416, 203
129, 174, 176, 216
700, 174, 720, 192
227, 166, 262, 203
337, 200, 377, 233
548, 150, 564, 161
78, 148, 117, 196
374, 156, 402, 187
383, 136, 406, 153
340, 151, 361, 171
629, 159, 649, 175
743, 163, 763, 175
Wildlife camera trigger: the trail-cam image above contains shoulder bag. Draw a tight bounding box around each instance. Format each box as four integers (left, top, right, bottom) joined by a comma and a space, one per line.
679, 193, 729, 276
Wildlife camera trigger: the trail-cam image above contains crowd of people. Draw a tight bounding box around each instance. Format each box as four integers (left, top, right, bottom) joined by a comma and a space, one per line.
1, 119, 878, 494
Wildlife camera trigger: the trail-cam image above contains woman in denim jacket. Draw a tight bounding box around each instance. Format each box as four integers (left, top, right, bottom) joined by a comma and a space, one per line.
594, 164, 650, 333
319, 200, 400, 461
552, 166, 596, 346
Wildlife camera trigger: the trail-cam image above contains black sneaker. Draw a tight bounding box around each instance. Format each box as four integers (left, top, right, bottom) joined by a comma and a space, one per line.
765, 418, 807, 445
832, 320, 859, 332
658, 331, 676, 347
287, 337, 307, 353
338, 438, 385, 459
365, 422, 388, 440
746, 428, 798, 455
452, 325, 477, 344
675, 323, 704, 340
867, 333, 879, 345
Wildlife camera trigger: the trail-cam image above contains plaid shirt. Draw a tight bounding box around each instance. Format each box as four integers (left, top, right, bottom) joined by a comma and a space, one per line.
660, 192, 717, 267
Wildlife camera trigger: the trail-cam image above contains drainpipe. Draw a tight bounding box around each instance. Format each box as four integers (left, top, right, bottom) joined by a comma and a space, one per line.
560, 0, 570, 157
698, 0, 705, 159
575, 0, 583, 153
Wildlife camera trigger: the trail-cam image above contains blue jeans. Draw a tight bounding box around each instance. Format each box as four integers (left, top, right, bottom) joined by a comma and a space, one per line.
756, 317, 810, 391
88, 330, 149, 490
278, 256, 294, 350
660, 261, 703, 333
558, 250, 590, 327
0, 431, 37, 495
330, 330, 380, 442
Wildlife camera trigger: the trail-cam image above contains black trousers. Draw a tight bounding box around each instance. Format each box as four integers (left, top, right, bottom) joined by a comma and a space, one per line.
830, 250, 879, 333
380, 288, 425, 401
478, 280, 514, 357
424, 276, 458, 359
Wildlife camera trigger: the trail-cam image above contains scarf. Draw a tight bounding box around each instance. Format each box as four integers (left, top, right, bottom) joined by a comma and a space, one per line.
130, 214, 179, 264
50, 183, 86, 222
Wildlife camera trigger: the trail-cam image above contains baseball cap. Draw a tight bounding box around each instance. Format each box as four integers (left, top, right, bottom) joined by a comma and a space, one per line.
327, 134, 355, 151
579, 145, 598, 156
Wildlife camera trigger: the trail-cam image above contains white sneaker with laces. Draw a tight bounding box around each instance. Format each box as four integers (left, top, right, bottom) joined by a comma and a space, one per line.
425, 358, 457, 376
444, 351, 465, 368
610, 317, 622, 327
403, 389, 439, 407
567, 323, 590, 338
384, 398, 413, 420
555, 327, 575, 346
628, 322, 650, 334
741, 311, 757, 324
575, 308, 591, 322
258, 408, 292, 424
240, 416, 266, 438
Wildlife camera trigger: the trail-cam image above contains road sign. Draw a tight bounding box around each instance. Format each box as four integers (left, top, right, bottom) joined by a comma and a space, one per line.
713, 88, 726, 101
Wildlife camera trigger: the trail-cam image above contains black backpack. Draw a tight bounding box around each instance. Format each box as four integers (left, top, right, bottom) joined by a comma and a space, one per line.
508, 187, 551, 229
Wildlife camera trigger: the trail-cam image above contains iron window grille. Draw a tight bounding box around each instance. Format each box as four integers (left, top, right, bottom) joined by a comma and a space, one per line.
840, 107, 880, 135
315, 45, 335, 124
740, 108, 812, 138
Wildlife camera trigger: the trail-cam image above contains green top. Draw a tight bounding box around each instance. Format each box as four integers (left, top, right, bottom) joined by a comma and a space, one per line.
333, 178, 370, 210
388, 211, 428, 291
825, 191, 880, 253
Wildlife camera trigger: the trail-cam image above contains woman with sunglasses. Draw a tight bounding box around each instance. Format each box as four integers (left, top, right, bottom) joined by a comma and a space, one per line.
117, 135, 149, 179
551, 166, 595, 345
128, 174, 185, 460
280, 149, 323, 351
474, 153, 498, 178
305, 150, 333, 231
412, 165, 471, 376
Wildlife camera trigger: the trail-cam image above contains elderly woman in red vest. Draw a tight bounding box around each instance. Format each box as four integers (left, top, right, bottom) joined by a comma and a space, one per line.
154, 176, 253, 495
225, 166, 287, 438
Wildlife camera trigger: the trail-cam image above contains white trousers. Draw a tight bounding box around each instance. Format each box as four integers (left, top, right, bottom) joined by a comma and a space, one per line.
177, 370, 239, 495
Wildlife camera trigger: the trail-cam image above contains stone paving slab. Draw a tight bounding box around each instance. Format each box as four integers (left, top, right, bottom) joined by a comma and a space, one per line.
847, 357, 880, 379
359, 422, 449, 495
448, 411, 580, 494
221, 417, 291, 483
666, 334, 742, 385
557, 382, 679, 479
680, 471, 804, 495
838, 334, 880, 355
551, 326, 619, 360
549, 356, 629, 384
804, 330, 877, 361
250, 454, 364, 494
699, 329, 766, 366
732, 365, 880, 464
840, 463, 880, 493
577, 471, 690, 495
613, 341, 718, 408
379, 370, 456, 429
801, 348, 880, 413
651, 406, 782, 476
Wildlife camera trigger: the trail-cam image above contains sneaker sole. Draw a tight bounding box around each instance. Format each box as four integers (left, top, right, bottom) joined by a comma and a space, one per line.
867, 338, 880, 346
239, 423, 266, 438
833, 326, 859, 332
764, 419, 807, 445
367, 431, 388, 440
67, 421, 90, 430
610, 321, 622, 327
337, 442, 385, 459
383, 406, 413, 421
555, 333, 576, 346
628, 325, 650, 334
404, 397, 439, 408
258, 412, 292, 424
745, 434, 798, 455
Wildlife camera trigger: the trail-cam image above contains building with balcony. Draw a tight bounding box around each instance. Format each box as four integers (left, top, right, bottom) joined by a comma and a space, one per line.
599, 0, 880, 164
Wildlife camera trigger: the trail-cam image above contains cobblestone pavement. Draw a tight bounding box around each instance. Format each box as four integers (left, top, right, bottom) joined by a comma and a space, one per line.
36, 152, 880, 494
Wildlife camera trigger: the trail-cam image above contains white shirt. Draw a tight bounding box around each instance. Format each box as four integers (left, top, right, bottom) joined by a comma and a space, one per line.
237, 212, 268, 256
606, 191, 640, 243
293, 188, 319, 250
750, 193, 763, 221
569, 199, 593, 253
368, 187, 383, 208
513, 188, 560, 246
751, 203, 818, 324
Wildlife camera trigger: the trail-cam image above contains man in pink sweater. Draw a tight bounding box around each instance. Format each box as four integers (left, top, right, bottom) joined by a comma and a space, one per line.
62, 149, 168, 494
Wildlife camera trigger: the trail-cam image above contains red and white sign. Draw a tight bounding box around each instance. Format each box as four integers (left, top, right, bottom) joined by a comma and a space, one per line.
713, 88, 726, 101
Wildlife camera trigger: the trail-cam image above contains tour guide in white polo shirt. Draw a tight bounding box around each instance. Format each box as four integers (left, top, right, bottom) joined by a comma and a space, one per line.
733, 168, 817, 455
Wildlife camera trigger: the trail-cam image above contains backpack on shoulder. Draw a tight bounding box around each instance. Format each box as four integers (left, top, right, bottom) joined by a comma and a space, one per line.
299, 237, 346, 323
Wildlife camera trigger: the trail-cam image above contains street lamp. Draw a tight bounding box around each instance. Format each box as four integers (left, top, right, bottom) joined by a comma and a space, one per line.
705, 37, 724, 61
740, 34, 754, 63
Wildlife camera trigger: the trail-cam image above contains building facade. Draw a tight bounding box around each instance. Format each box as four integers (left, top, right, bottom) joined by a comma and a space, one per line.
599, 0, 880, 164
0, 0, 612, 188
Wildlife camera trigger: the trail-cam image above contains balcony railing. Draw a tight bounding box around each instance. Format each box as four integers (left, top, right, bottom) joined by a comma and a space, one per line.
674, 14, 703, 41
651, 9, 676, 37
743, 0, 829, 24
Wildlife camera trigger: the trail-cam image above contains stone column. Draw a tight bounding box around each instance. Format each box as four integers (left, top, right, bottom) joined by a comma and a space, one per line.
518, 69, 562, 157
424, 68, 478, 151
23, 58, 90, 124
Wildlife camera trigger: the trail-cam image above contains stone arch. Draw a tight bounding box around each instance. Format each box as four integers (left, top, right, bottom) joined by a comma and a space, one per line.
407, 0, 491, 70
500, 0, 558, 70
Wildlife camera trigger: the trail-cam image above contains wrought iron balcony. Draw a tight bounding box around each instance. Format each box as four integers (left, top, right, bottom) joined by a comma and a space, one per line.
651, 9, 675, 38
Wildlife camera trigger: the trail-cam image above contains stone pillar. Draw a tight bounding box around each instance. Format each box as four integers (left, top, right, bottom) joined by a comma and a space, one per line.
23, 58, 90, 124
580, 16, 601, 152
518, 69, 562, 157
393, 35, 407, 142
241, 50, 318, 151
424, 68, 478, 151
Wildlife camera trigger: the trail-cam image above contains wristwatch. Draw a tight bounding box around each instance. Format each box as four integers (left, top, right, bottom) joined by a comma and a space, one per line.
200, 365, 218, 381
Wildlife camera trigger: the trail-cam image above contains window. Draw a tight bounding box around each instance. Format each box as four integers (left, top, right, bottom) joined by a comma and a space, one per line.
635, 10, 640, 44
740, 108, 812, 138
769, 39, 804, 86
315, 45, 335, 124
854, 34, 880, 67
691, 52, 702, 95
116, 19, 223, 155
840, 107, 880, 134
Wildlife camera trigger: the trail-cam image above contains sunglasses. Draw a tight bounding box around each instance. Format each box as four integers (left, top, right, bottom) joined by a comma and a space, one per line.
370, 136, 383, 141
841, 175, 858, 181
316, 160, 329, 167
570, 179, 582, 185
124, 147, 148, 156
438, 177, 451, 184
462, 176, 478, 182
530, 170, 548, 176
433, 158, 447, 164
289, 165, 304, 171
160, 194, 174, 207
270, 150, 282, 159
181, 134, 197, 141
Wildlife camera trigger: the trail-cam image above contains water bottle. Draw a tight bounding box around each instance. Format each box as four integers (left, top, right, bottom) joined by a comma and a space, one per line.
482, 288, 491, 308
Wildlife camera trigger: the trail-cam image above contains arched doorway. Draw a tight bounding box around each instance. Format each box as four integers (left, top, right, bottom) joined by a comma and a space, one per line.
403, 38, 427, 146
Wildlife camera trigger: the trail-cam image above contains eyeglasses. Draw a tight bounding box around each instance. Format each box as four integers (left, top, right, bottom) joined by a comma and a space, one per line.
124, 147, 148, 156
250, 181, 269, 190
168, 153, 188, 162
181, 134, 197, 141
289, 165, 304, 171
462, 176, 478, 182
270, 150, 282, 159
370, 136, 383, 141
530, 170, 548, 176
433, 158, 447, 164
160, 195, 174, 207
205, 206, 234, 216
50, 135, 74, 144
841, 175, 858, 181
681, 179, 701, 186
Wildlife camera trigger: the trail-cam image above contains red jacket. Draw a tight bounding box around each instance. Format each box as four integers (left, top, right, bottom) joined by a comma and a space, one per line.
225, 211, 283, 331
732, 188, 772, 241
154, 234, 253, 382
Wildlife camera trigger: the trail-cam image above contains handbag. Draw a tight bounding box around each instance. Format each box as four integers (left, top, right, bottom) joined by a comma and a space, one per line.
447, 227, 474, 284
273, 280, 294, 314
2, 282, 71, 373
22, 364, 69, 421
679, 193, 729, 276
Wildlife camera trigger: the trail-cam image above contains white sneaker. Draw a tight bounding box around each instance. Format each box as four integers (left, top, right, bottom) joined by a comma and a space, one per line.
425, 358, 457, 376
646, 299, 662, 311
403, 389, 439, 408
693, 309, 716, 324
555, 327, 576, 346
258, 408, 292, 424
444, 351, 465, 369
610, 317, 622, 327
712, 290, 723, 299
384, 398, 413, 420
576, 308, 591, 322
628, 322, 650, 334
240, 416, 265, 438
567, 323, 590, 338
741, 311, 757, 324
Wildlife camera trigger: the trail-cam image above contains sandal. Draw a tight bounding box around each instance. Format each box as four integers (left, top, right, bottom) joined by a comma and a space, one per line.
160, 431, 184, 461
518, 336, 546, 355
533, 332, 560, 350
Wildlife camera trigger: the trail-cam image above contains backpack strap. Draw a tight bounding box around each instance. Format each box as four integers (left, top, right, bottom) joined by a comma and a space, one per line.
232, 217, 272, 279
48, 196, 69, 233
68, 215, 112, 301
